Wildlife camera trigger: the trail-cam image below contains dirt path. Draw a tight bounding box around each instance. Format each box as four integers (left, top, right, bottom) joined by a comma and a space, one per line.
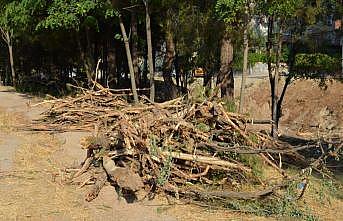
0, 87, 176, 221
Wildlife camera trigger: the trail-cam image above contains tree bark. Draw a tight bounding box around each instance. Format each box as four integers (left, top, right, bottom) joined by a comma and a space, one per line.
217, 34, 234, 100
266, 16, 278, 139
8, 41, 15, 87
119, 15, 139, 103
76, 34, 94, 85
272, 24, 283, 137
107, 46, 117, 88
144, 1, 155, 102
275, 37, 297, 126
0, 29, 16, 87
239, 14, 249, 113
162, 30, 178, 100
131, 12, 140, 87
267, 16, 284, 139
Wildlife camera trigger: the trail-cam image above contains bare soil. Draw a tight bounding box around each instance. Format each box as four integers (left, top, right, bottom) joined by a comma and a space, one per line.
236, 77, 343, 137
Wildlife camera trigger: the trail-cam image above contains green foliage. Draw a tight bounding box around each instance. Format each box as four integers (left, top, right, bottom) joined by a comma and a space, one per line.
0, 0, 43, 35
222, 99, 237, 113
294, 53, 340, 76
238, 154, 262, 177
189, 80, 206, 103
36, 0, 109, 31
261, 0, 304, 18
215, 0, 247, 25
196, 123, 211, 133
157, 154, 172, 186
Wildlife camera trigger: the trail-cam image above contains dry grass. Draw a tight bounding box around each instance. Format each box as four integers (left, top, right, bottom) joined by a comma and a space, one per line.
165, 204, 275, 221
0, 132, 92, 220
0, 111, 17, 132
301, 176, 343, 221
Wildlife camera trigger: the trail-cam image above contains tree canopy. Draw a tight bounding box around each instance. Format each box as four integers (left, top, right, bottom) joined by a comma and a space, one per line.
0, 0, 340, 94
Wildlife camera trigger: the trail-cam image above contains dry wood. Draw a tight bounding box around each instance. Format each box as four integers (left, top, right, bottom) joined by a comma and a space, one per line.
72, 157, 94, 179
36, 86, 322, 206
108, 148, 135, 158
103, 156, 143, 191
161, 151, 251, 172
85, 168, 107, 202
198, 142, 318, 154
193, 183, 286, 200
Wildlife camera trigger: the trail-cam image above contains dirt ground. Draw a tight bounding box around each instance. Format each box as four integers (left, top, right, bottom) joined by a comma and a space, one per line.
235, 77, 343, 137
0, 84, 342, 221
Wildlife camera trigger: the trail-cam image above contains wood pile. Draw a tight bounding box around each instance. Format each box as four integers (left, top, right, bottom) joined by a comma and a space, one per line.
35, 87, 316, 204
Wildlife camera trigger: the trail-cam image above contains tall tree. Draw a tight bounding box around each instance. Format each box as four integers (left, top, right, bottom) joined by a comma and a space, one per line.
239, 4, 251, 113
143, 0, 155, 102
118, 14, 139, 103
217, 33, 234, 99
37, 0, 102, 84
0, 1, 21, 86
262, 0, 340, 138
131, 11, 140, 86
216, 0, 251, 101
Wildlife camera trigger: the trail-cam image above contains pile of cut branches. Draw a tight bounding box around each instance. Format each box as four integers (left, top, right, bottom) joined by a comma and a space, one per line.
33, 87, 130, 131
36, 87, 314, 204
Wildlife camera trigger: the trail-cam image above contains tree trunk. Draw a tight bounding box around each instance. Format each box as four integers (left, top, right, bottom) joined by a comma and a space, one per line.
267, 16, 284, 139
272, 25, 283, 137
107, 47, 117, 88
144, 1, 155, 102
131, 12, 140, 87
276, 37, 297, 125
119, 15, 139, 103
162, 30, 178, 100
2, 30, 16, 87
77, 34, 94, 85
175, 51, 180, 87
266, 16, 277, 138
8, 42, 15, 87
239, 16, 249, 113
217, 34, 234, 100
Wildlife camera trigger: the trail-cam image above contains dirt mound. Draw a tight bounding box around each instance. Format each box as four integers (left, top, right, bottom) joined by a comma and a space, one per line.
243, 78, 343, 135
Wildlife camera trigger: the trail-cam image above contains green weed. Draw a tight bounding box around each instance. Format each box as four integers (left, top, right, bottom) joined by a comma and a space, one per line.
196, 122, 211, 133
222, 99, 237, 113
238, 154, 263, 177
222, 181, 318, 220
157, 154, 173, 186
